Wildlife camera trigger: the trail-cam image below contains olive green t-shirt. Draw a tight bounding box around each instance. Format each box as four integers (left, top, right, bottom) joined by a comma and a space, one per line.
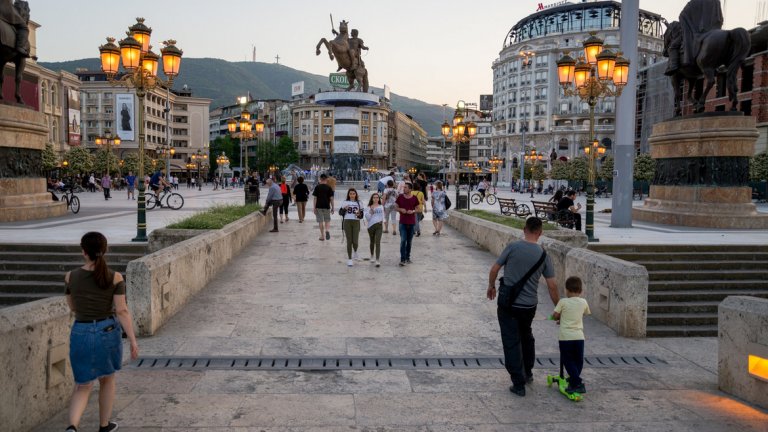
65, 268, 125, 321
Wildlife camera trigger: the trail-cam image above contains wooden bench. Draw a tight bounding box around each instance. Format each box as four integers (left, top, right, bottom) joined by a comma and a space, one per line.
531, 200, 574, 228
498, 198, 531, 217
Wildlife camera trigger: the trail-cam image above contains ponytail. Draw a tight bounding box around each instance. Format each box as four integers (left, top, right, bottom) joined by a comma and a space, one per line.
80, 232, 112, 290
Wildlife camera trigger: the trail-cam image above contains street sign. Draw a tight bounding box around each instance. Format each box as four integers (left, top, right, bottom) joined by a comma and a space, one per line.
329, 73, 349, 88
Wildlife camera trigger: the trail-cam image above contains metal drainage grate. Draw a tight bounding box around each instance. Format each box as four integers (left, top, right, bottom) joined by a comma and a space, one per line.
130, 355, 666, 371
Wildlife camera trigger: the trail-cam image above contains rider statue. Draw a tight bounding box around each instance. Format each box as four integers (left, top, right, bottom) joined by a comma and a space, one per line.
0, 0, 30, 57
665, 0, 723, 76
348, 29, 368, 74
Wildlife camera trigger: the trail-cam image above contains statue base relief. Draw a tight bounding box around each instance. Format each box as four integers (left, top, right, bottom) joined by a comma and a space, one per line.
0, 104, 66, 222
633, 114, 768, 229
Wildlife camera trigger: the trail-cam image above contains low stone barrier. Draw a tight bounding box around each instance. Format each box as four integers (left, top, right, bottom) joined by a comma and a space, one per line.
148, 228, 209, 253
718, 296, 768, 410
127, 212, 270, 336
446, 210, 648, 337
0, 297, 72, 432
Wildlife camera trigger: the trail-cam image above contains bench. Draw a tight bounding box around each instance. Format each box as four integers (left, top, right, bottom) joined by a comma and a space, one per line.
531, 200, 574, 228
498, 198, 531, 217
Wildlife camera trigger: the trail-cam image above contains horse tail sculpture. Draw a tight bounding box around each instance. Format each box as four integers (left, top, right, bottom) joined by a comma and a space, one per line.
726, 28, 751, 111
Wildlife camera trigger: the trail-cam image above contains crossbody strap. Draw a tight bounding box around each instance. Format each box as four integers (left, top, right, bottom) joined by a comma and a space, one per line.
503, 249, 547, 287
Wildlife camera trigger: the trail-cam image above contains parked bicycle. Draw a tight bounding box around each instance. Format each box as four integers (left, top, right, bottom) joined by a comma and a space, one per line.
59, 187, 80, 214
470, 191, 497, 205
146, 188, 184, 210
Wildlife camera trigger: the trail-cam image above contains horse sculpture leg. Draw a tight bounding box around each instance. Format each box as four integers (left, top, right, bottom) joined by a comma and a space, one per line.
14, 57, 25, 104
315, 39, 334, 61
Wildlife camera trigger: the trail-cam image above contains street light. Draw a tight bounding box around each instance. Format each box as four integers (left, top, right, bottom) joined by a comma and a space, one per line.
94, 130, 121, 176
524, 149, 545, 198
98, 18, 183, 242
556, 31, 629, 242
488, 155, 503, 190
441, 100, 477, 210
191, 149, 208, 191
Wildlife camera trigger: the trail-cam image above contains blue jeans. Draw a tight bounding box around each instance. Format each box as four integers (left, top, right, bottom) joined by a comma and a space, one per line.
399, 223, 415, 261
559, 339, 585, 386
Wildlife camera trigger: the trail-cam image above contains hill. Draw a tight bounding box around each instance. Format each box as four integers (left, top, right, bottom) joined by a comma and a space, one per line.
40, 58, 448, 136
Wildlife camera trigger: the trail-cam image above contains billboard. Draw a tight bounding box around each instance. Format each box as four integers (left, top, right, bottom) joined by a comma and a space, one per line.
116, 93, 135, 141
291, 81, 305, 97
480, 94, 493, 111
67, 88, 81, 146
329, 73, 349, 88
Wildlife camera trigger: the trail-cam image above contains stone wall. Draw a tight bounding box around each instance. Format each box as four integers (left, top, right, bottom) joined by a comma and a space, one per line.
0, 297, 72, 432
718, 296, 768, 410
127, 212, 270, 336
148, 228, 209, 253
446, 210, 648, 337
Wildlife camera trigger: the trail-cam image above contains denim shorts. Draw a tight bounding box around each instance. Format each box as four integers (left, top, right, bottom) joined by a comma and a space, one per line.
69, 317, 123, 384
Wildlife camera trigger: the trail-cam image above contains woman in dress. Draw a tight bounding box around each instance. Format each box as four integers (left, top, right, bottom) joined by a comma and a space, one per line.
365, 192, 385, 267
431, 181, 449, 236
340, 188, 363, 267
65, 232, 138, 432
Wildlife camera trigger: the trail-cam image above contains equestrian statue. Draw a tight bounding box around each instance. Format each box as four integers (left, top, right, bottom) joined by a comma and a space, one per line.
0, 0, 31, 104
316, 16, 369, 92
663, 0, 750, 116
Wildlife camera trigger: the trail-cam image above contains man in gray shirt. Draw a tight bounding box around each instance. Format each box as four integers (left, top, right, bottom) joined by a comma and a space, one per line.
260, 178, 283, 232
487, 217, 559, 397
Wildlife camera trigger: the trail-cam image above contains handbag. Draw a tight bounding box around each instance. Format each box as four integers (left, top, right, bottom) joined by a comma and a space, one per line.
338, 207, 347, 217
444, 193, 452, 210
497, 250, 547, 308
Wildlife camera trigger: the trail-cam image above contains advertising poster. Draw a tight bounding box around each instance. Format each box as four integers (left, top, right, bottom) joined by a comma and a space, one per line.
291, 81, 305, 97
67, 88, 81, 146
480, 95, 493, 112
116, 93, 135, 141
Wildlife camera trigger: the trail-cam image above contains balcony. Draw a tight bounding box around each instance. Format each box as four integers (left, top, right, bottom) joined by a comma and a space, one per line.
361, 148, 374, 155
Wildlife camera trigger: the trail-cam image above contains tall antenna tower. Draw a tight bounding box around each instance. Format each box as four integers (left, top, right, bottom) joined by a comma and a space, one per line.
252, 45, 256, 62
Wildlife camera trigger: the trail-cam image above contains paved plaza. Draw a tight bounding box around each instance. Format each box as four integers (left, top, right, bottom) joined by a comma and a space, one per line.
24, 190, 768, 431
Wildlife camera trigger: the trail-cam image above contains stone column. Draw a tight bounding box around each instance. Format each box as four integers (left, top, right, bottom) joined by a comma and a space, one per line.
0, 104, 67, 222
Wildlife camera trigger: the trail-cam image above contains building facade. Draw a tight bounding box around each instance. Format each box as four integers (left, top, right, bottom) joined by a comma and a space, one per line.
392, 111, 428, 169
492, 0, 666, 183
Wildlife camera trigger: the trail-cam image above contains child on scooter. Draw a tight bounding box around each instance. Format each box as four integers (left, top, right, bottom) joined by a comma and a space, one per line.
552, 276, 591, 394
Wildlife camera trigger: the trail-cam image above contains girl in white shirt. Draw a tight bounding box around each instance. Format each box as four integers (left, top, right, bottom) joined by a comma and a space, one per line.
365, 192, 385, 267
341, 188, 363, 267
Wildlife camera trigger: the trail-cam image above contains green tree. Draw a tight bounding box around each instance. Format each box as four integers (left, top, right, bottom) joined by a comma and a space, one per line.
42, 143, 58, 171
599, 154, 614, 181
273, 136, 300, 168
122, 153, 140, 174
210, 135, 240, 173
549, 159, 570, 180
569, 156, 588, 182
530, 162, 547, 182
93, 149, 121, 175
634, 153, 656, 181
63, 147, 94, 174
750, 152, 768, 181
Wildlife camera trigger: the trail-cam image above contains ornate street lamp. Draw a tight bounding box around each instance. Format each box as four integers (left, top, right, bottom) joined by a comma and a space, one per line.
556, 31, 629, 242
94, 130, 121, 176
525, 149, 545, 198
98, 18, 183, 242
488, 155, 503, 188
191, 149, 208, 191
441, 100, 477, 209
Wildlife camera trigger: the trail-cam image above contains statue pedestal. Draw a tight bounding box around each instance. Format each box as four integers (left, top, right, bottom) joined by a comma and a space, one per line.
633, 114, 768, 229
0, 104, 66, 222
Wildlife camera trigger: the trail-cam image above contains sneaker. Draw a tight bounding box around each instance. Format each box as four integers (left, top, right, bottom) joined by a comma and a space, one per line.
375, 260, 380, 267
326, 232, 330, 240
405, 259, 412, 264
525, 374, 534, 385
347, 259, 354, 267
98, 422, 118, 432
566, 383, 586, 394
398, 261, 406, 267
416, 231, 421, 237
509, 385, 526, 397
392, 230, 396, 236
65, 426, 78, 432
353, 252, 361, 261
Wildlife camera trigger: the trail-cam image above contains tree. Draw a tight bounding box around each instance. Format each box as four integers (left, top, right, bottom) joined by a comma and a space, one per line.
63, 147, 93, 174
273, 136, 300, 168
549, 159, 570, 180
599, 154, 614, 181
634, 153, 656, 181
122, 153, 140, 174
93, 149, 121, 176
42, 143, 58, 171
569, 156, 588, 182
530, 162, 547, 182
750, 152, 768, 181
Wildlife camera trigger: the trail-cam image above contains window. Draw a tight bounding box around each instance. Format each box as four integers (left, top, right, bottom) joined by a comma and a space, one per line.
301, 141, 308, 150
41, 81, 48, 106
301, 125, 308, 135
313, 125, 319, 135
362, 126, 369, 135
323, 125, 332, 134
362, 112, 369, 120
741, 64, 754, 92
362, 141, 369, 150
313, 111, 319, 118
51, 84, 59, 107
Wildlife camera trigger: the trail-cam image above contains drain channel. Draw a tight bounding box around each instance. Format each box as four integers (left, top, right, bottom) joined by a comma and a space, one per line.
130, 355, 666, 371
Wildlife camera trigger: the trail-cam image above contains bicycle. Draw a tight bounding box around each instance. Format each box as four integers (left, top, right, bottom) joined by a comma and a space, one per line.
146, 187, 184, 210
470, 191, 497, 205
59, 187, 80, 214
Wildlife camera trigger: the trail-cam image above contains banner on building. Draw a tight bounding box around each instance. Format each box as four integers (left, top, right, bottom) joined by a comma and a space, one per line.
480, 94, 493, 111
291, 81, 305, 97
115, 93, 135, 141
329, 73, 349, 88
384, 85, 391, 101
67, 88, 81, 146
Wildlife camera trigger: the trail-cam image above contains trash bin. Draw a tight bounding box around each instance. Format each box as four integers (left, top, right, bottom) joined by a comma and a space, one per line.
457, 194, 468, 210
244, 186, 259, 205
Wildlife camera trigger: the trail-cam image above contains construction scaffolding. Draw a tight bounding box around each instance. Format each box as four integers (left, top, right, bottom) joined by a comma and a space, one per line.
635, 61, 675, 153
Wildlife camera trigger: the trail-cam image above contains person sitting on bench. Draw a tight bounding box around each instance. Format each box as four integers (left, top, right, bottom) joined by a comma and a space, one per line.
556, 190, 582, 231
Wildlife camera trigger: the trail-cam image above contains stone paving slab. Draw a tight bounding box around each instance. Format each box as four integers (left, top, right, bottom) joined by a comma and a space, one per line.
33, 197, 768, 431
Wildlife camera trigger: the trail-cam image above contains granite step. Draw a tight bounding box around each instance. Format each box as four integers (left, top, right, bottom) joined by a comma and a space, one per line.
646, 312, 718, 327
590, 244, 768, 253
0, 292, 61, 307
638, 260, 768, 271
604, 251, 768, 262
0, 251, 143, 263
648, 290, 768, 302
0, 280, 63, 294
648, 270, 768, 281
646, 325, 718, 338
647, 301, 721, 314
648, 279, 768, 291
0, 261, 129, 273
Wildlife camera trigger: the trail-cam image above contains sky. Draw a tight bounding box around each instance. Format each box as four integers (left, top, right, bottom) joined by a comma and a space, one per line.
30, 0, 759, 107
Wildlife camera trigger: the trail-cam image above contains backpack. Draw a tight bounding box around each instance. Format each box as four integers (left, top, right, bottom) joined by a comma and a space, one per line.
444, 193, 451, 210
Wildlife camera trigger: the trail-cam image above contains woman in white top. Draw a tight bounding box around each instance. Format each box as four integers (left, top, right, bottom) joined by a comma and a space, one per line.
341, 188, 363, 267
365, 192, 385, 267
382, 180, 398, 235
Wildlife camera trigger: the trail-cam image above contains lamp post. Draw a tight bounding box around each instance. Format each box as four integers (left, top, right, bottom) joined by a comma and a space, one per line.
227, 102, 265, 178
94, 130, 121, 176
440, 100, 477, 210
98, 18, 183, 242
556, 31, 629, 242
191, 149, 208, 191
488, 155, 503, 190
524, 149, 544, 198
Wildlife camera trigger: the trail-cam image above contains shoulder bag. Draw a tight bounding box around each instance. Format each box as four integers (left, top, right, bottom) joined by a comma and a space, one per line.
497, 250, 547, 308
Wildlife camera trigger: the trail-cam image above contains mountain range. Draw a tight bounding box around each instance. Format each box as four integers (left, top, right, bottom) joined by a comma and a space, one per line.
39, 58, 448, 136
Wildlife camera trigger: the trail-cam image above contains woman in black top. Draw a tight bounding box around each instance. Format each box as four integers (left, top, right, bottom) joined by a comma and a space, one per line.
64, 232, 138, 432
293, 176, 310, 223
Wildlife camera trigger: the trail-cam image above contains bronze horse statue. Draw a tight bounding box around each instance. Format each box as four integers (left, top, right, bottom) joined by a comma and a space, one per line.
663, 21, 750, 116
315, 19, 369, 92
0, 0, 30, 104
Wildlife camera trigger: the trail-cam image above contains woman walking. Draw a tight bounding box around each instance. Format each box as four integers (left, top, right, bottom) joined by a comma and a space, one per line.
340, 188, 363, 267
65, 232, 138, 432
412, 182, 426, 237
431, 181, 449, 236
382, 179, 398, 235
365, 192, 385, 267
279, 177, 292, 223
293, 176, 310, 223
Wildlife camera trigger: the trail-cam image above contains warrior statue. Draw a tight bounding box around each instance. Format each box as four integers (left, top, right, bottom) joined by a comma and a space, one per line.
663, 0, 750, 115
0, 0, 31, 103
316, 16, 370, 92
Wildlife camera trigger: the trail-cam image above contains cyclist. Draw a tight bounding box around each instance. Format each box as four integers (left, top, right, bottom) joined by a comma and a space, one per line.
478, 177, 490, 199
149, 170, 171, 205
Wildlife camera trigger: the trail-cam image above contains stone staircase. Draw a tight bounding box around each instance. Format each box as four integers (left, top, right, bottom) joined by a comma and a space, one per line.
0, 244, 147, 307
589, 244, 768, 337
